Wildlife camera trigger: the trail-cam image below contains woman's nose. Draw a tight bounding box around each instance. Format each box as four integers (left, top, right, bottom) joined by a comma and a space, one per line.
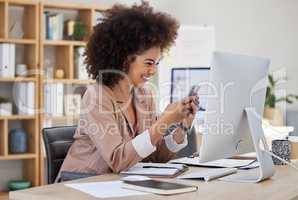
148, 67, 157, 75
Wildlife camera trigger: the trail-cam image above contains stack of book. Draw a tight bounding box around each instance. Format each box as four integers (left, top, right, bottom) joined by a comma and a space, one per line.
44, 83, 64, 116
0, 43, 15, 78
44, 12, 64, 40
14, 82, 35, 115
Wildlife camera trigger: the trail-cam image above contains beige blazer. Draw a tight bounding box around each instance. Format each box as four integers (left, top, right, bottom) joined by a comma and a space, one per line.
60, 83, 175, 175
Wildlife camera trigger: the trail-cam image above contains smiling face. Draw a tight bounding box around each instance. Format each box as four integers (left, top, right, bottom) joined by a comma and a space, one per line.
127, 47, 162, 87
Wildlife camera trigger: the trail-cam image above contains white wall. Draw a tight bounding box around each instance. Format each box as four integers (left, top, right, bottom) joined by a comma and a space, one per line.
60, 0, 298, 110
159, 0, 298, 111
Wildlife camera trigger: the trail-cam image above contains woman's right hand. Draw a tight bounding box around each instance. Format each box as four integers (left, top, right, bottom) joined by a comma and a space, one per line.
161, 96, 196, 124
149, 96, 197, 145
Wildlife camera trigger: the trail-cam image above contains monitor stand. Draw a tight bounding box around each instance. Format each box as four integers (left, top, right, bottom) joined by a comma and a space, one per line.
221, 107, 275, 183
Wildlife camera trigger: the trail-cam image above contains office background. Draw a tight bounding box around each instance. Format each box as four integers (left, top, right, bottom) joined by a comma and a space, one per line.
0, 0, 298, 191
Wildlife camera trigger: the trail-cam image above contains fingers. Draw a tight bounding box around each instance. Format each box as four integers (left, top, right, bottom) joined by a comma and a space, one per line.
193, 96, 200, 106
181, 98, 199, 116
182, 96, 193, 105
190, 101, 198, 114
182, 96, 199, 106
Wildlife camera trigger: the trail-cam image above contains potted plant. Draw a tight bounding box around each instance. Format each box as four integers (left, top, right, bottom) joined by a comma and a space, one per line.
72, 19, 87, 41
264, 74, 298, 126
0, 96, 13, 116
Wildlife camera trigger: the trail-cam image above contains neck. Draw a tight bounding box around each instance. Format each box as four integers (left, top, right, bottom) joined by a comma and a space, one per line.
113, 79, 133, 101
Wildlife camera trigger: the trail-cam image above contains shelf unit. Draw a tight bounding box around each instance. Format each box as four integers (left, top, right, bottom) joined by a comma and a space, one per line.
0, 0, 40, 192
39, 2, 106, 185
0, 191, 8, 200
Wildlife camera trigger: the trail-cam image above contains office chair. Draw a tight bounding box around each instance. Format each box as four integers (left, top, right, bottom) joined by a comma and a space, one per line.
42, 126, 77, 184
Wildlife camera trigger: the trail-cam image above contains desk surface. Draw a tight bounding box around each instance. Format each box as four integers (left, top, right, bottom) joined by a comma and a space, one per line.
10, 163, 298, 200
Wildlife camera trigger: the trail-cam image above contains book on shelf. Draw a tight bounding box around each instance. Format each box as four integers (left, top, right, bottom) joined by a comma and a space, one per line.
26, 82, 35, 115
44, 83, 64, 117
93, 11, 104, 27
56, 83, 64, 116
45, 12, 64, 40
0, 43, 15, 78
74, 47, 88, 80
14, 82, 35, 115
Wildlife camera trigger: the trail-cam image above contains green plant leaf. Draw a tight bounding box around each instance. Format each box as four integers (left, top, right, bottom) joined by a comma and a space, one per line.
0, 96, 9, 103
73, 20, 87, 41
268, 75, 274, 87
286, 98, 293, 104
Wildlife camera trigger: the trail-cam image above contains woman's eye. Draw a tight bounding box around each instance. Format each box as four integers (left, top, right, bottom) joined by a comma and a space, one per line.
145, 62, 153, 66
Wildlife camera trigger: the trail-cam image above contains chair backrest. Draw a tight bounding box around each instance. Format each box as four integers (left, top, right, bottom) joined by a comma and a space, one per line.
42, 126, 77, 184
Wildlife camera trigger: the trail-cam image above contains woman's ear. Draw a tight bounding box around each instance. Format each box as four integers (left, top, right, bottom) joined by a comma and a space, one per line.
123, 55, 136, 72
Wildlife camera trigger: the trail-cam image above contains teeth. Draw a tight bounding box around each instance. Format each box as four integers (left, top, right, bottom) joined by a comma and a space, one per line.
143, 76, 151, 81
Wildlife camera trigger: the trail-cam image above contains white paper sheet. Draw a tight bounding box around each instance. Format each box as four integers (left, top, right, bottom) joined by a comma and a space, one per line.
65, 181, 148, 198
171, 157, 259, 168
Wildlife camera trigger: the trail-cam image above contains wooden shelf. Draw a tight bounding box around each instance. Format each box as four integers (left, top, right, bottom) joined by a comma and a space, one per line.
44, 79, 95, 84
0, 115, 36, 120
0, 153, 36, 160
8, 0, 37, 6
93, 6, 108, 11
43, 2, 108, 11
0, 77, 37, 82
38, 0, 107, 186
0, 192, 8, 200
43, 40, 86, 46
0, 38, 37, 44
44, 115, 79, 120
43, 2, 94, 10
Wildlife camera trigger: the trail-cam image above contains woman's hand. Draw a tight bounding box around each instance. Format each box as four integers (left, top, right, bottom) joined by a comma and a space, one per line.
161, 96, 197, 125
149, 96, 199, 146
182, 96, 199, 128
172, 97, 199, 144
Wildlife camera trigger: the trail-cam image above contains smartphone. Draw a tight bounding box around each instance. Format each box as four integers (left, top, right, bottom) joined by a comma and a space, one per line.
188, 85, 200, 97
185, 85, 199, 116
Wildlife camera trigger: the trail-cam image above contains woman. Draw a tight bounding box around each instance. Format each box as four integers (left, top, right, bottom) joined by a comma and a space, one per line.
59, 1, 199, 181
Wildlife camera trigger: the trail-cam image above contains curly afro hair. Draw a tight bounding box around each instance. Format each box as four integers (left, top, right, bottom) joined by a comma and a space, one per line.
85, 1, 179, 87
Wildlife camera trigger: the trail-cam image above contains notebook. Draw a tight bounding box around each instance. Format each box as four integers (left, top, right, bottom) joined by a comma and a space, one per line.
122, 180, 198, 195
120, 163, 188, 178
178, 168, 237, 182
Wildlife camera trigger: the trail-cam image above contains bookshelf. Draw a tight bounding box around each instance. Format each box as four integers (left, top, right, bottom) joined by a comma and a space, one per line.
0, 0, 107, 192
0, 0, 40, 194
39, 2, 106, 185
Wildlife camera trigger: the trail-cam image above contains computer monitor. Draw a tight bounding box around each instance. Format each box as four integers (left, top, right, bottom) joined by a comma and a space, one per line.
198, 52, 274, 182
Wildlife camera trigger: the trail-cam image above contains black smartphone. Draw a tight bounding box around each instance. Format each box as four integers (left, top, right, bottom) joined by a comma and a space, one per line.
188, 85, 200, 105
184, 85, 199, 116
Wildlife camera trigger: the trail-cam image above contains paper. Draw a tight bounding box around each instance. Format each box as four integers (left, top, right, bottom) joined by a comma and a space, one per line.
65, 181, 148, 198
121, 167, 179, 176
171, 157, 259, 168
178, 168, 237, 182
